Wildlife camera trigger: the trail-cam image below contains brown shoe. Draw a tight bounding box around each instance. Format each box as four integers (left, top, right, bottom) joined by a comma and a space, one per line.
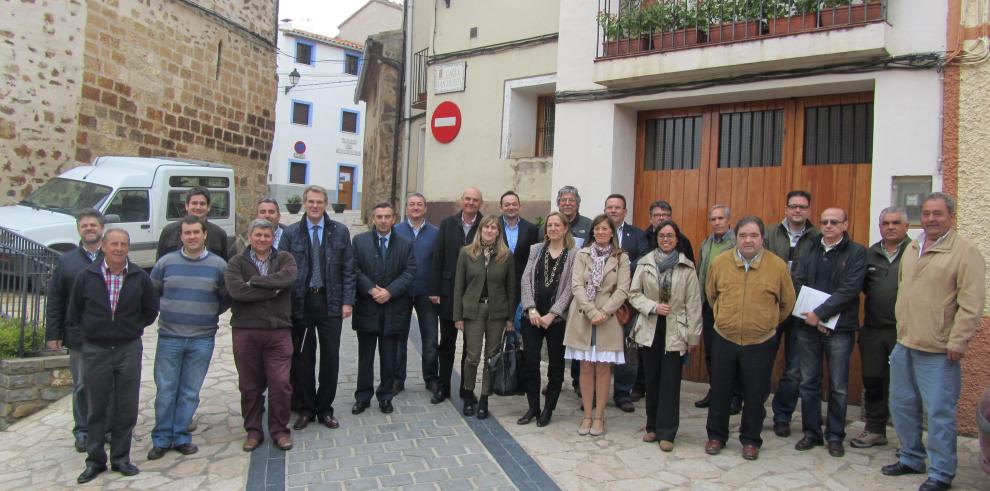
659, 440, 674, 452
275, 436, 293, 451
318, 414, 339, 429
242, 438, 262, 452
642, 432, 657, 443
705, 439, 724, 455
292, 414, 314, 430
742, 444, 759, 460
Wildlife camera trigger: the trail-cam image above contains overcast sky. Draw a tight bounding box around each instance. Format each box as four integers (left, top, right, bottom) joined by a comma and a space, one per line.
278, 0, 400, 38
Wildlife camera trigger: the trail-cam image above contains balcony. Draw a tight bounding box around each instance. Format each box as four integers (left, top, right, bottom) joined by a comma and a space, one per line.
593, 0, 890, 88
411, 47, 429, 110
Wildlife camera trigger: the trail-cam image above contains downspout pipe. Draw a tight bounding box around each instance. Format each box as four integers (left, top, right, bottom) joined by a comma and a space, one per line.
391, 1, 409, 207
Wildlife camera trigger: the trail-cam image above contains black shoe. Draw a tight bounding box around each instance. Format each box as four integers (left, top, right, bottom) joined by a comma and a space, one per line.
394, 382, 405, 394
463, 399, 476, 417
74, 434, 87, 453
827, 441, 844, 457
146, 446, 169, 460
881, 461, 926, 476
174, 443, 198, 455
794, 436, 824, 451
537, 407, 553, 427
430, 389, 448, 405
517, 407, 539, 425
318, 414, 340, 429
617, 400, 635, 413
477, 396, 489, 419
918, 478, 951, 491
425, 381, 440, 394
694, 393, 711, 408
77, 464, 106, 484
630, 388, 645, 402
352, 401, 370, 415
110, 462, 140, 477
380, 400, 394, 414
773, 421, 791, 438
729, 398, 742, 415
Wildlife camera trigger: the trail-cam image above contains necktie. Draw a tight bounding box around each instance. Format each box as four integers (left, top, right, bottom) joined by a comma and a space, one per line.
309, 225, 322, 287
379, 236, 387, 263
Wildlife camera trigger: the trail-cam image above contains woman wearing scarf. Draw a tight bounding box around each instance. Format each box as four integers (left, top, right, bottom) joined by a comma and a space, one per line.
517, 212, 578, 427
629, 220, 703, 452
563, 214, 631, 436
453, 215, 516, 419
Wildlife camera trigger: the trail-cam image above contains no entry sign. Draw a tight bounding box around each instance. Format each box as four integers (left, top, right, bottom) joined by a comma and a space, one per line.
431, 101, 461, 143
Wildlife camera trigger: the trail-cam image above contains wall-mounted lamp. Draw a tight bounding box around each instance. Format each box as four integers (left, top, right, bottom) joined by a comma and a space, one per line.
285, 68, 300, 94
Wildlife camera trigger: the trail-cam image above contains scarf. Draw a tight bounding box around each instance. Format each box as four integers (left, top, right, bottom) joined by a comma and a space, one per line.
480, 242, 495, 267
586, 243, 613, 301
654, 250, 679, 303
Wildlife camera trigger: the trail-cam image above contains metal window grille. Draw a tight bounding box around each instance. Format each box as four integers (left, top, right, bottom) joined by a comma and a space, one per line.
411, 48, 429, 107
644, 115, 702, 171
803, 102, 874, 165
536, 96, 555, 157
718, 109, 784, 168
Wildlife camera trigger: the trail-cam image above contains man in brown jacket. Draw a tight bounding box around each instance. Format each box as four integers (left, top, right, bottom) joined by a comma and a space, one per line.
882, 193, 986, 491
703, 216, 796, 461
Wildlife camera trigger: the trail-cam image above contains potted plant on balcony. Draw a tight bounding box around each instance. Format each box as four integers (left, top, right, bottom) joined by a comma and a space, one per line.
701, 0, 763, 44
285, 194, 302, 214
646, 1, 707, 51
762, 0, 821, 36
818, 0, 883, 28
598, 5, 650, 56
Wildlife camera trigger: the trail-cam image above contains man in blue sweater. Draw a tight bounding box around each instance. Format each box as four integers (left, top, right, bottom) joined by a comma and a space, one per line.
147, 215, 229, 460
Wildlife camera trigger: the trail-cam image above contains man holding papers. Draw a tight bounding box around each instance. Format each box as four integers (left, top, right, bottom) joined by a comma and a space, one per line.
791, 207, 867, 458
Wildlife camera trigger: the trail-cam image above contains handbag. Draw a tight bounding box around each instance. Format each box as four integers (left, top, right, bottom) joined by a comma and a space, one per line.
616, 302, 632, 325
489, 332, 521, 396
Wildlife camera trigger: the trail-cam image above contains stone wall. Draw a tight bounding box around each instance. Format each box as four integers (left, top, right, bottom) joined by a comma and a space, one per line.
357, 30, 403, 216
0, 355, 71, 430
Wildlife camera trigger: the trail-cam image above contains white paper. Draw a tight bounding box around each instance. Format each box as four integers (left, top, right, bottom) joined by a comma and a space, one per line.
574, 237, 585, 248
792, 286, 839, 330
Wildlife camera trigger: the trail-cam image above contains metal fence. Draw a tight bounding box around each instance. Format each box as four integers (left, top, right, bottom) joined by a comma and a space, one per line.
0, 226, 59, 357
411, 47, 429, 108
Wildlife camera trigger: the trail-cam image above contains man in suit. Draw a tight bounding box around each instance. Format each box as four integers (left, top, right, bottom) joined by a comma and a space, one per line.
604, 193, 649, 412
643, 200, 694, 263
156, 186, 229, 261
351, 203, 416, 415
499, 191, 540, 346
281, 185, 356, 430
229, 197, 287, 257
429, 187, 483, 404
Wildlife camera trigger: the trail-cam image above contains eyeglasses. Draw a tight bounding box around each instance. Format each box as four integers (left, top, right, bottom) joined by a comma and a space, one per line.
820, 218, 845, 226
787, 204, 810, 210
656, 234, 677, 240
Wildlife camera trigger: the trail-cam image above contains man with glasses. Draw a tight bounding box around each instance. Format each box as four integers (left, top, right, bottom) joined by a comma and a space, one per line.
768, 190, 821, 437
790, 207, 867, 458
553, 185, 592, 395
643, 200, 694, 263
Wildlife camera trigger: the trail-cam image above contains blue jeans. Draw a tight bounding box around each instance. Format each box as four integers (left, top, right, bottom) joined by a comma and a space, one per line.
890, 343, 961, 484
793, 324, 854, 442
772, 319, 802, 423
397, 295, 440, 385
152, 335, 215, 448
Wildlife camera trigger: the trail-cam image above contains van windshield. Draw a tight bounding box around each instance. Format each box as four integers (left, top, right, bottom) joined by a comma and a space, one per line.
20, 178, 113, 216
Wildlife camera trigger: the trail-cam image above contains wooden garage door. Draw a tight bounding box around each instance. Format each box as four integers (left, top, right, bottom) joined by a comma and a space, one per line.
634, 92, 873, 404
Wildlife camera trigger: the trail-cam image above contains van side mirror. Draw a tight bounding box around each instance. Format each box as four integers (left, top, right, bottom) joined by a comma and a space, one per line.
104, 214, 121, 223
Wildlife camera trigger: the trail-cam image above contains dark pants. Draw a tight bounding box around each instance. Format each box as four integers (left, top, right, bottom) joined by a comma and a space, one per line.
438, 314, 464, 397
859, 327, 896, 433
794, 324, 855, 442
701, 301, 741, 401
641, 319, 683, 441
613, 317, 637, 403
706, 331, 776, 447
397, 295, 439, 386
292, 291, 342, 417
232, 328, 293, 441
356, 331, 399, 403
771, 318, 802, 424
522, 317, 565, 411
69, 349, 89, 438
82, 338, 142, 468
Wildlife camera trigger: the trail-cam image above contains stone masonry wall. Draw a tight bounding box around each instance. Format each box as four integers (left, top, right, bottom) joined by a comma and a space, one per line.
0, 355, 72, 430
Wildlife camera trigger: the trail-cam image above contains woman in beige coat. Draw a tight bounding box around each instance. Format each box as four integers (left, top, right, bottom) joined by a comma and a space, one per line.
629, 220, 702, 452
563, 214, 630, 437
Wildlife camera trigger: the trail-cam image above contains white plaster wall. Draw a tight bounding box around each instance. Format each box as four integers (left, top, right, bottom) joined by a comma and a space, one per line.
336, 1, 403, 45
430, 0, 559, 55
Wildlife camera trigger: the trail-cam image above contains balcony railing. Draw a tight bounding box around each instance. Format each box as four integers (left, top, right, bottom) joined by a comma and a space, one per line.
596, 0, 887, 59
411, 47, 429, 109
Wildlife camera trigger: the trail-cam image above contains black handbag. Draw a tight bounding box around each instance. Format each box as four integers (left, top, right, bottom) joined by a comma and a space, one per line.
490, 333, 522, 396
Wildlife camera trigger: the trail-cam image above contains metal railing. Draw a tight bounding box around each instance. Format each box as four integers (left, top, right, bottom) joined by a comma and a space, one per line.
411, 47, 429, 109
596, 0, 888, 58
0, 227, 58, 357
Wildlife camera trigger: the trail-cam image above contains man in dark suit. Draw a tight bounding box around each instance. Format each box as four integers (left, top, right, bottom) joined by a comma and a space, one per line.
643, 200, 695, 263
281, 185, 356, 431
498, 191, 540, 346
429, 187, 483, 404
604, 193, 649, 412
351, 203, 416, 415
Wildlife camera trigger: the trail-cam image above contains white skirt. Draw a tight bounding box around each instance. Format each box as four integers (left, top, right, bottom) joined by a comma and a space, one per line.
564, 346, 625, 364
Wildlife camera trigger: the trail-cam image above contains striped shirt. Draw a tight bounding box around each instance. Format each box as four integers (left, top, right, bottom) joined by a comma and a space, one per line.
150, 250, 228, 338
249, 249, 271, 276
101, 260, 127, 314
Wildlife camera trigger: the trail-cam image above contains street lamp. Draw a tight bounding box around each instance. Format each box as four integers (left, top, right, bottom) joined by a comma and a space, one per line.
285, 68, 300, 94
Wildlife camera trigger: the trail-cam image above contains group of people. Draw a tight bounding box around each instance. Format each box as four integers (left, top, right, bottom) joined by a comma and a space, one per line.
42, 181, 983, 491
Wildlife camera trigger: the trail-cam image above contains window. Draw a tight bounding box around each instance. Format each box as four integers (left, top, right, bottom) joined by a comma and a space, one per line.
166, 191, 230, 220
803, 102, 874, 165
104, 190, 149, 223
289, 161, 308, 185
718, 109, 784, 168
168, 176, 230, 188
345, 53, 360, 76
292, 101, 312, 126
341, 110, 359, 133
295, 41, 314, 65
644, 115, 703, 171
535, 95, 555, 157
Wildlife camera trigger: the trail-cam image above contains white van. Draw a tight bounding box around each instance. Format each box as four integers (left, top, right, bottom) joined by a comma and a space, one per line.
0, 156, 236, 268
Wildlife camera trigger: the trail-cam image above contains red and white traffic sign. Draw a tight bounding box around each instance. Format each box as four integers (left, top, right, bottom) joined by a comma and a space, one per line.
431, 101, 461, 143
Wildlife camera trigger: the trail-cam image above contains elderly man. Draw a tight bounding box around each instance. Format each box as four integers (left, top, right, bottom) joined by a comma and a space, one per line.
554, 185, 592, 395
69, 229, 159, 483
850, 207, 911, 449
791, 208, 867, 458
157, 186, 229, 260
229, 197, 287, 257
226, 218, 298, 452
695, 204, 736, 409
281, 184, 355, 430
147, 215, 229, 460
882, 193, 986, 491
643, 200, 694, 263
352, 203, 416, 415
45, 208, 105, 453
704, 216, 795, 461
430, 187, 483, 404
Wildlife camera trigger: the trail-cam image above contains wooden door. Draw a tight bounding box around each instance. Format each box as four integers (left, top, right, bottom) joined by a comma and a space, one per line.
634, 92, 873, 404
337, 166, 355, 210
